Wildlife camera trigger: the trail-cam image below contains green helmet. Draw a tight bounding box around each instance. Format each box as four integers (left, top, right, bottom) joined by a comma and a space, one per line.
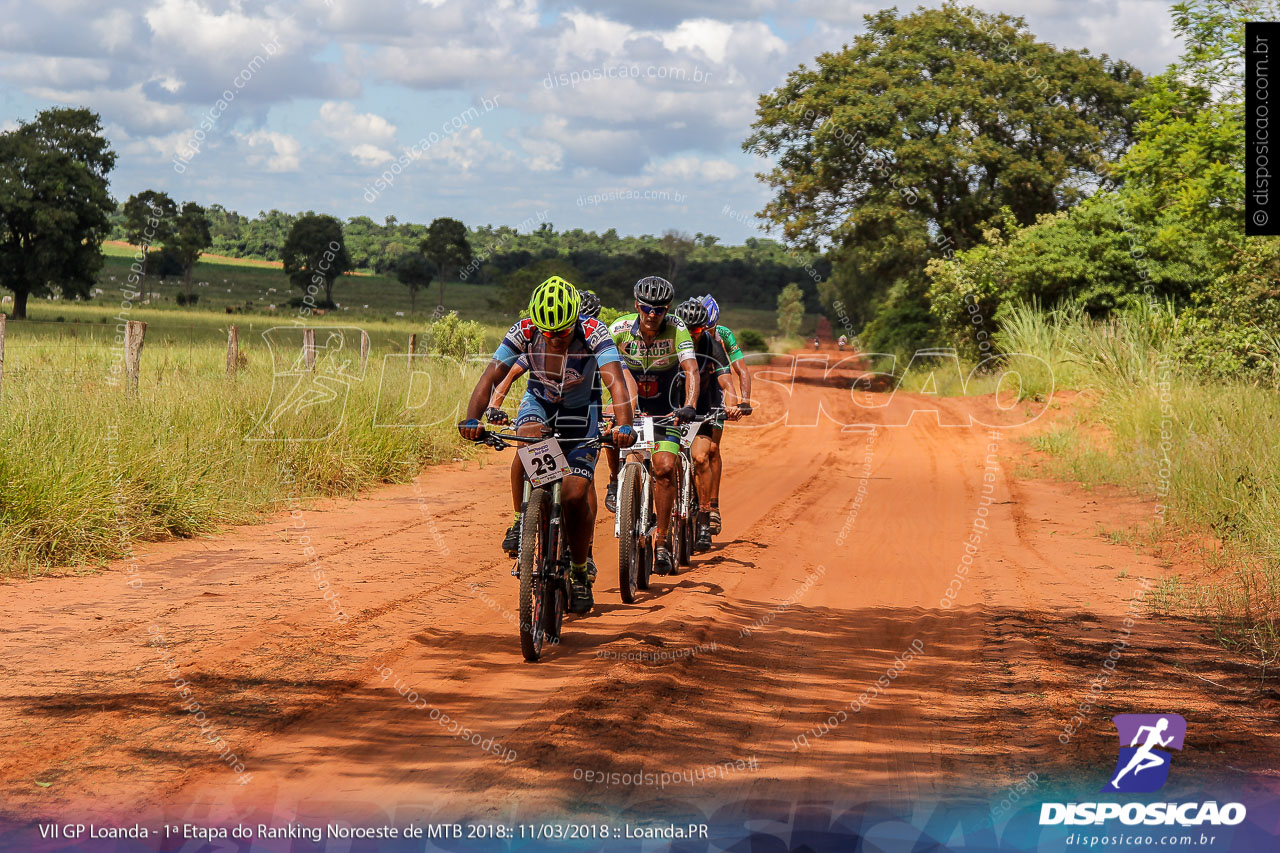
529, 276, 581, 332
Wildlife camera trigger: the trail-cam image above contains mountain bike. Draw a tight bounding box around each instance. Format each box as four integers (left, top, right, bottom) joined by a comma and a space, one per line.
614, 414, 700, 603
481, 428, 610, 662
673, 407, 728, 558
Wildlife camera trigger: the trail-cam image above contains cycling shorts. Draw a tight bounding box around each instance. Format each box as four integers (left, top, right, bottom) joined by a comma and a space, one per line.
515, 392, 600, 480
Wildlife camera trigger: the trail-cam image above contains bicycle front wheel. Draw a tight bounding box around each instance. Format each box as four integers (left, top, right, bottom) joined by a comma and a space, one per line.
519, 487, 551, 662
617, 462, 642, 603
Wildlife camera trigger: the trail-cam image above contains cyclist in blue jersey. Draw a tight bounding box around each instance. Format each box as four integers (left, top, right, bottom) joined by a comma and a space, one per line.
459, 277, 635, 613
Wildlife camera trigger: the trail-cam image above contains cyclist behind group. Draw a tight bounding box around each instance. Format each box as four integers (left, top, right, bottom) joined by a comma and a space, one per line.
838, 334, 848, 352
602, 275, 698, 576
673, 298, 741, 551
458, 278, 635, 614
697, 294, 752, 536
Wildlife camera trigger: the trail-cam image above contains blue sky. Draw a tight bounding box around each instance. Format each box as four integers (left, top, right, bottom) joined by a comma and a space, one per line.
0, 0, 1182, 243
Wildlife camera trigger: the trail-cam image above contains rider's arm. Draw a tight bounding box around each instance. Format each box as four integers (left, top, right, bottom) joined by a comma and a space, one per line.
466, 359, 511, 422
487, 358, 527, 410
599, 362, 633, 428
674, 321, 698, 408
731, 358, 751, 407
467, 321, 528, 422
717, 372, 738, 410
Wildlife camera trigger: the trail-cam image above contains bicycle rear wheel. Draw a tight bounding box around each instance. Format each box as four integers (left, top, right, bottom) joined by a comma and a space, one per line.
518, 487, 551, 662
617, 462, 642, 603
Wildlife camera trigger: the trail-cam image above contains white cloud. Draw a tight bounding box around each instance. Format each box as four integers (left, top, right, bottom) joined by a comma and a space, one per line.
350, 142, 394, 165
235, 130, 301, 172
28, 81, 188, 133
520, 136, 563, 172
91, 8, 139, 53
2, 56, 111, 88
660, 19, 735, 64
646, 155, 740, 182
319, 100, 397, 145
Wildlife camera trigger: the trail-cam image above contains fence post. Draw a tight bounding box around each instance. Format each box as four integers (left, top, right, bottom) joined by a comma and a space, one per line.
124, 320, 146, 392
226, 325, 239, 379
303, 328, 316, 372
0, 312, 5, 389
360, 330, 370, 372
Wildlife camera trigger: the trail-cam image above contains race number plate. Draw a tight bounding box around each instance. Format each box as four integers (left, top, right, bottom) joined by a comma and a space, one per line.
517, 439, 571, 486
678, 419, 701, 448
635, 417, 657, 447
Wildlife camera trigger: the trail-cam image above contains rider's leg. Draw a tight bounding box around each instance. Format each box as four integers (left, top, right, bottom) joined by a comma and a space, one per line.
509, 455, 525, 514
561, 475, 594, 565
651, 449, 678, 546
691, 434, 716, 512
707, 424, 724, 506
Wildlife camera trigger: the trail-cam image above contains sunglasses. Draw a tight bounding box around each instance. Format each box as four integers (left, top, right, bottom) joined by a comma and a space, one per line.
688, 325, 707, 334
541, 327, 574, 339
637, 303, 668, 316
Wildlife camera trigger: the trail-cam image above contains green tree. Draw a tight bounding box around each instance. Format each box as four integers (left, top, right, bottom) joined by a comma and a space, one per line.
171, 201, 212, 299
661, 228, 695, 281
282, 214, 352, 308
0, 108, 116, 318
122, 190, 178, 298
744, 4, 1144, 349
395, 251, 434, 313
421, 217, 473, 308
495, 259, 584, 316
776, 282, 804, 338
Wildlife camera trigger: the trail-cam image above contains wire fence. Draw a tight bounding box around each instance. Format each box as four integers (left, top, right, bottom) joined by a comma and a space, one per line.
0, 322, 481, 382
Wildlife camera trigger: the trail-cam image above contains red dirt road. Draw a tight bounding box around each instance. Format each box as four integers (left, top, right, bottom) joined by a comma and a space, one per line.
1, 353, 1277, 828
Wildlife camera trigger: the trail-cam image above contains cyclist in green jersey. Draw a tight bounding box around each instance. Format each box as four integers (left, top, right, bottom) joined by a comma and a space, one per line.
673, 298, 741, 551
604, 275, 698, 576
698, 294, 753, 535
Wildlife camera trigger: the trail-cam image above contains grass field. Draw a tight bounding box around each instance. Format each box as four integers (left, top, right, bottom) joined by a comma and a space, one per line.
0, 250, 800, 573
997, 303, 1280, 662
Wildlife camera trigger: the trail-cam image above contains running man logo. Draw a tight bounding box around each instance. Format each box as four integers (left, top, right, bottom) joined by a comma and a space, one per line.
1103, 714, 1186, 793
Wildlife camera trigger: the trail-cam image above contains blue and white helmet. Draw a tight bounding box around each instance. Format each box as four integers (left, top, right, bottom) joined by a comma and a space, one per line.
700, 293, 720, 327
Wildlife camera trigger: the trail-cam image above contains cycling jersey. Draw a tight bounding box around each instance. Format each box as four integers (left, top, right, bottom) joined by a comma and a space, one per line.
675, 332, 731, 416
714, 325, 744, 364
608, 313, 695, 414
494, 317, 621, 407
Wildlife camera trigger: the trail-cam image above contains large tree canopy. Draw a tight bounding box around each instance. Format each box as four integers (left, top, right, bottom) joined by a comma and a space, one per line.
0, 107, 115, 318
745, 4, 1143, 253
743, 4, 1144, 351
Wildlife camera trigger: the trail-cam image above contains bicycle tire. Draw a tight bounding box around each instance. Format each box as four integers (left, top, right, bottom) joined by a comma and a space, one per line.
617, 463, 642, 603
519, 487, 551, 662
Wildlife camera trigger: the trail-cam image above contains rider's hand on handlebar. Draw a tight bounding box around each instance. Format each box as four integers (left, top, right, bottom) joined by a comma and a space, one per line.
458, 418, 486, 442
484, 406, 510, 425
673, 405, 697, 425
735, 402, 753, 418
611, 424, 637, 448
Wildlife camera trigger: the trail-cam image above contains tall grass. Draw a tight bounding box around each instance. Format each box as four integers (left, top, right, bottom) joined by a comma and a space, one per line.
0, 324, 488, 574
1000, 301, 1280, 661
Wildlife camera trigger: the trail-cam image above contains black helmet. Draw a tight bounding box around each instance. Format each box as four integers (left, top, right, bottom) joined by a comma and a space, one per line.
579, 289, 601, 319
674, 297, 710, 329
633, 275, 674, 306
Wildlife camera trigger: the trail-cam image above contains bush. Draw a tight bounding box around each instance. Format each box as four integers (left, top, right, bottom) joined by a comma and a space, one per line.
1177, 237, 1280, 386
738, 329, 767, 351
596, 306, 625, 326
426, 311, 486, 359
